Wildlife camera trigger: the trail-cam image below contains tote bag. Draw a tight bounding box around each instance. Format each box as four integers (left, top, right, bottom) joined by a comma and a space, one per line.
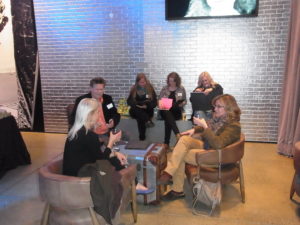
192, 149, 222, 216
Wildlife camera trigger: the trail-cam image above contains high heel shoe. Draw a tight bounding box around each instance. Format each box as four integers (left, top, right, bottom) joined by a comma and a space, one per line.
136, 183, 155, 194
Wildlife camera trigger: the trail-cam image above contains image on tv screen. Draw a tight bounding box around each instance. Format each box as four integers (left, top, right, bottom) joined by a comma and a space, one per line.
166, 0, 258, 20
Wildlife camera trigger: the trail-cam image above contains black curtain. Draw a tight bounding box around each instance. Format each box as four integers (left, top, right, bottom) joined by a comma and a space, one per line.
10, 0, 44, 131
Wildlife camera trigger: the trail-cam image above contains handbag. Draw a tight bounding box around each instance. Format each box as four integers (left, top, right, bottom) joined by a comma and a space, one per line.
192, 149, 222, 216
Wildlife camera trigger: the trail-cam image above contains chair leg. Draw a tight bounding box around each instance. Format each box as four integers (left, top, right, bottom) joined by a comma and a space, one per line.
88, 207, 101, 225
239, 160, 245, 203
290, 172, 296, 200
131, 179, 137, 223
40, 203, 50, 225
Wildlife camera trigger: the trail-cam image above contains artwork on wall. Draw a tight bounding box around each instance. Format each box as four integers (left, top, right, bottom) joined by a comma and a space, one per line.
166, 0, 258, 20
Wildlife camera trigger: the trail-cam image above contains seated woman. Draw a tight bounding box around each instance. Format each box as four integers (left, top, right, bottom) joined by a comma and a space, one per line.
63, 98, 127, 176
63, 98, 149, 192
127, 73, 157, 141
158, 72, 187, 148
190, 71, 223, 120
158, 94, 241, 201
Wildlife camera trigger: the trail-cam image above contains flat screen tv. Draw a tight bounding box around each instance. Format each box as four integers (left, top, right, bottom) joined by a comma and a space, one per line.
166, 0, 259, 20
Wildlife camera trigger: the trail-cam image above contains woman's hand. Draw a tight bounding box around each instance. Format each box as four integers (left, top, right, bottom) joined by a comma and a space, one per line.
203, 88, 213, 95
193, 117, 208, 129
107, 130, 122, 149
115, 152, 128, 166
158, 100, 165, 110
106, 119, 114, 129
136, 104, 147, 109
195, 88, 204, 92
180, 128, 195, 136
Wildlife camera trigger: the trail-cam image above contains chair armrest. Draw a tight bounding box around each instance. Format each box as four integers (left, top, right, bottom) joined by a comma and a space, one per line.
196, 150, 219, 165
196, 135, 244, 165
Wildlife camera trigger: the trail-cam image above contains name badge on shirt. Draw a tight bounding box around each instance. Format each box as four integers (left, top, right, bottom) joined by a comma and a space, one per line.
146, 94, 149, 98
177, 93, 182, 97
107, 103, 113, 109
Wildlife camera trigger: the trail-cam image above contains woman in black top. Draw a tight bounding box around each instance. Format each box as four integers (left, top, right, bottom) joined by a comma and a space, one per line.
158, 72, 187, 147
190, 71, 223, 120
63, 98, 126, 176
127, 73, 157, 141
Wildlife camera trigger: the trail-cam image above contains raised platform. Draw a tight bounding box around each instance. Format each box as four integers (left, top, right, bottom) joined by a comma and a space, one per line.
118, 117, 192, 146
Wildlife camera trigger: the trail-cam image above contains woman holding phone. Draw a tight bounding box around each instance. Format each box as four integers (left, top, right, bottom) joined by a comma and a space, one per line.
158, 94, 241, 200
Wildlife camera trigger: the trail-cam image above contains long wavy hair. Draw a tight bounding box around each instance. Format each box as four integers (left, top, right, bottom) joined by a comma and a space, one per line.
129, 73, 155, 100
212, 94, 241, 122
198, 71, 218, 88
68, 98, 99, 140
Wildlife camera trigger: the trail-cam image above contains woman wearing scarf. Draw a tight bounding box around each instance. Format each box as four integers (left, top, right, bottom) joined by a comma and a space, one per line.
158, 94, 241, 201
127, 73, 157, 141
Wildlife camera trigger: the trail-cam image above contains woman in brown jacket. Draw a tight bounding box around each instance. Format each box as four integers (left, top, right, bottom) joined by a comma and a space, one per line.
158, 94, 241, 201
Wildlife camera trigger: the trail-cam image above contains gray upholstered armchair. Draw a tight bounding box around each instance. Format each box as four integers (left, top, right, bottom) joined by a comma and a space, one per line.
39, 155, 137, 225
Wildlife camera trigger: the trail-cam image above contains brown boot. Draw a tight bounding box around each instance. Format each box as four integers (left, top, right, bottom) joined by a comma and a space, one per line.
158, 171, 172, 185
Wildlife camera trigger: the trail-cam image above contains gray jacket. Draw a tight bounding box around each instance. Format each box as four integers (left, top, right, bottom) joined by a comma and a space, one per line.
78, 160, 123, 225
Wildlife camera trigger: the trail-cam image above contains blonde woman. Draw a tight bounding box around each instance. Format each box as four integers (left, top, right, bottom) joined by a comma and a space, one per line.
63, 98, 126, 176
190, 71, 223, 120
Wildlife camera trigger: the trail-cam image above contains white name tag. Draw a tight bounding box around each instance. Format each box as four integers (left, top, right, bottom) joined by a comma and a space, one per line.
177, 93, 182, 97
146, 94, 149, 98
107, 103, 113, 109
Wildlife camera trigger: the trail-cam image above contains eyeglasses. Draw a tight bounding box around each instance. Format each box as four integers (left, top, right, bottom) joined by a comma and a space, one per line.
214, 104, 225, 109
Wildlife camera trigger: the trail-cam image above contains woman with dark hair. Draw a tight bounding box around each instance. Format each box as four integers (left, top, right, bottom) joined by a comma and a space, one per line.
158, 72, 187, 148
127, 73, 157, 141
158, 94, 241, 201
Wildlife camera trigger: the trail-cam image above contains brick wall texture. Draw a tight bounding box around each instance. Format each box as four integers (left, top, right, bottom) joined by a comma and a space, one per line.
33, 0, 291, 142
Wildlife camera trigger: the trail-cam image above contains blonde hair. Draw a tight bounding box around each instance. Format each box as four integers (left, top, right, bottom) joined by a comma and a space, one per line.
198, 71, 217, 88
212, 94, 241, 122
68, 98, 99, 140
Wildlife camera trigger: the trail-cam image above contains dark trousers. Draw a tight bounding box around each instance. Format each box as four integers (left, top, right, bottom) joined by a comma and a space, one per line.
129, 107, 152, 140
160, 109, 181, 145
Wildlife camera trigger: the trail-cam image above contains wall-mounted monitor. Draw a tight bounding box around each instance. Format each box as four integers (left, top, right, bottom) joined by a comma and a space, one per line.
166, 0, 259, 20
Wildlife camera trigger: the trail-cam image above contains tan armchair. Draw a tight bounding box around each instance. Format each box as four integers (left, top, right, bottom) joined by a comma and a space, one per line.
39, 155, 137, 225
185, 134, 245, 203
290, 141, 300, 200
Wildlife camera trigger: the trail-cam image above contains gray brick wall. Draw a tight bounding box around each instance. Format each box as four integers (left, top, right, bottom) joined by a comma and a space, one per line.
33, 0, 291, 142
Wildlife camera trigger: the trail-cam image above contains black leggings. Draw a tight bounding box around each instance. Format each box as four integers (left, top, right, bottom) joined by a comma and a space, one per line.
160, 108, 181, 145
129, 107, 152, 140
